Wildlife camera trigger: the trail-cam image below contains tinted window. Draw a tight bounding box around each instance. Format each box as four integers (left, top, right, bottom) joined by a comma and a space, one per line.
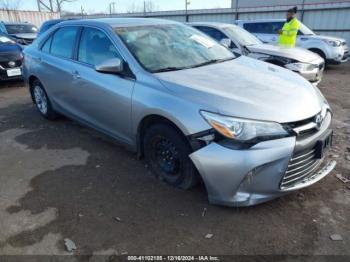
51, 26, 79, 59
243, 22, 283, 34
194, 26, 227, 42
41, 36, 52, 53
78, 27, 120, 66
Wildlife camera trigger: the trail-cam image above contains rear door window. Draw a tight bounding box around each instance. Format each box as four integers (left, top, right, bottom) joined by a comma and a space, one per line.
244, 22, 282, 34
50, 26, 79, 59
78, 27, 121, 66
194, 26, 227, 42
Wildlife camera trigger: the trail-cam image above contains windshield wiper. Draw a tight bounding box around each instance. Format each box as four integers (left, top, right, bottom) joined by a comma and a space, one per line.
152, 66, 188, 73
190, 57, 235, 69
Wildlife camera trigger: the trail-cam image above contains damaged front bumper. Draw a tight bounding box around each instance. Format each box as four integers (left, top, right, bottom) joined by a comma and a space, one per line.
189, 122, 336, 207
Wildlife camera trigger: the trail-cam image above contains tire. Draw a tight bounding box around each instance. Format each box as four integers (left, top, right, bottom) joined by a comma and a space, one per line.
31, 80, 58, 120
143, 124, 199, 190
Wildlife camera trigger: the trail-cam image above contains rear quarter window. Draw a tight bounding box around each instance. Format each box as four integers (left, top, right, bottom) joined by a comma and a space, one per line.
50, 26, 79, 59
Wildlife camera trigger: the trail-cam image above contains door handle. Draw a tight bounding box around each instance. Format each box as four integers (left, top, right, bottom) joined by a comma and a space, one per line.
72, 70, 81, 79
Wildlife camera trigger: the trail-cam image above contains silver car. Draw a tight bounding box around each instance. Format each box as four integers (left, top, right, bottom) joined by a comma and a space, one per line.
236, 19, 349, 65
23, 18, 336, 207
189, 22, 325, 85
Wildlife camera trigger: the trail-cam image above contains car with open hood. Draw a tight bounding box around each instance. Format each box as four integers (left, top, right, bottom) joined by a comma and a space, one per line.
236, 19, 348, 65
190, 22, 325, 85
23, 18, 336, 207
0, 21, 38, 46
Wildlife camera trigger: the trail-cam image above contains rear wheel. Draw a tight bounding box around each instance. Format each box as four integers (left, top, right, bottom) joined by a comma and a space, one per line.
143, 124, 199, 189
31, 80, 58, 120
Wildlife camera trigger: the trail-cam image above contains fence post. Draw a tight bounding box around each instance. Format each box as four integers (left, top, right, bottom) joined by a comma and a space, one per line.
301, 0, 306, 22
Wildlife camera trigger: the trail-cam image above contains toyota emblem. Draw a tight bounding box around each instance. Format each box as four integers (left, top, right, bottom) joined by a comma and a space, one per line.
8, 61, 16, 68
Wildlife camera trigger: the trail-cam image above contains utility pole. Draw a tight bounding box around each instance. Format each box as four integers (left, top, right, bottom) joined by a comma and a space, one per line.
185, 0, 190, 22
109, 2, 116, 16
300, 0, 306, 22
81, 5, 84, 18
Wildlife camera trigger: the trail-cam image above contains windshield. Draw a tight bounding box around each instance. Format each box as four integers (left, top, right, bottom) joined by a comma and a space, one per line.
222, 25, 262, 46
0, 35, 14, 44
299, 22, 315, 36
114, 23, 235, 73
5, 24, 38, 34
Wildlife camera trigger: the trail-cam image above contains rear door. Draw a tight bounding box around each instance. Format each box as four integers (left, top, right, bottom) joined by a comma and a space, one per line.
69, 26, 135, 144
38, 26, 81, 112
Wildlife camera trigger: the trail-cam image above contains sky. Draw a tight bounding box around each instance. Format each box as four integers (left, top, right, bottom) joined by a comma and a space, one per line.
19, 0, 231, 14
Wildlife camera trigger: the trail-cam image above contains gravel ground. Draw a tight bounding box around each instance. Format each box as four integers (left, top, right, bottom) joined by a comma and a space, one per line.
0, 63, 349, 259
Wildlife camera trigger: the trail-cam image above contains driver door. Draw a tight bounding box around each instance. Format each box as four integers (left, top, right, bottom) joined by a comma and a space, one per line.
70, 26, 135, 144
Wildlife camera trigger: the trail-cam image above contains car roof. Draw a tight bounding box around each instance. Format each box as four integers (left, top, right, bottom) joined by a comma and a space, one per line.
188, 22, 237, 29
236, 19, 285, 23
59, 18, 180, 28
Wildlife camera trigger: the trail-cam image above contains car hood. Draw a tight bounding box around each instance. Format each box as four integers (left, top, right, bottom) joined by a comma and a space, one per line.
247, 43, 323, 63
0, 43, 21, 53
155, 56, 324, 123
10, 33, 37, 40
308, 34, 346, 43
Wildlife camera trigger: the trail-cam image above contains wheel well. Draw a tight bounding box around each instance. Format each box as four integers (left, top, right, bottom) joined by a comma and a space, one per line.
137, 115, 188, 159
28, 75, 39, 103
309, 48, 326, 59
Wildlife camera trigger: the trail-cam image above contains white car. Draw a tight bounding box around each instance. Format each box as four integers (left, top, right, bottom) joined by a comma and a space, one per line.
190, 22, 325, 85
236, 19, 349, 65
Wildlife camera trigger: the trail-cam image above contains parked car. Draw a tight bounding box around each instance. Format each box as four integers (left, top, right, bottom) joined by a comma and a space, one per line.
236, 19, 349, 65
23, 18, 336, 207
190, 22, 325, 85
0, 33, 23, 81
0, 21, 38, 46
38, 18, 77, 37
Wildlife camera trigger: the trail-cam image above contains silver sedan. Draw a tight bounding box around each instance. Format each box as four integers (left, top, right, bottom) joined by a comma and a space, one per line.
23, 18, 336, 207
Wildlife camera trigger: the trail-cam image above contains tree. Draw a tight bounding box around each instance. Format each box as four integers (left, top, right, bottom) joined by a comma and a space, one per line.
37, 0, 77, 13
0, 0, 22, 10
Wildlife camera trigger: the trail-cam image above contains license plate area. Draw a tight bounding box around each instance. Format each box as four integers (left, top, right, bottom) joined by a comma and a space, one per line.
7, 68, 22, 77
315, 131, 332, 159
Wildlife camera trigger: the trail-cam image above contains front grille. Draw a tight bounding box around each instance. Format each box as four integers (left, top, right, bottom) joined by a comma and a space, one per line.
0, 59, 22, 69
280, 147, 322, 189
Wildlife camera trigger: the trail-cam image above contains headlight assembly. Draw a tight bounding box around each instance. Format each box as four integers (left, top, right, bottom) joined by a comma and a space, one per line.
285, 62, 315, 72
322, 39, 341, 47
200, 111, 289, 143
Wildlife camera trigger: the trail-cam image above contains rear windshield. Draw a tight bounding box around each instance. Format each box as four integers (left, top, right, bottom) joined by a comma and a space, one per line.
5, 24, 38, 34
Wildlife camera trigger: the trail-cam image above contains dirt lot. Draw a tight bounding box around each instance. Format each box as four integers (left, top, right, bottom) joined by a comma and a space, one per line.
0, 63, 349, 259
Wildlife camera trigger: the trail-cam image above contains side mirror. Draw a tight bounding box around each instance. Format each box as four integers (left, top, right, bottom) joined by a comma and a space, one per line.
220, 38, 232, 49
95, 58, 123, 74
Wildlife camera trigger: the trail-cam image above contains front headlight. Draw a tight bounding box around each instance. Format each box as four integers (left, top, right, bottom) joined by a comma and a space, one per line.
200, 111, 289, 142
322, 39, 341, 47
285, 62, 315, 72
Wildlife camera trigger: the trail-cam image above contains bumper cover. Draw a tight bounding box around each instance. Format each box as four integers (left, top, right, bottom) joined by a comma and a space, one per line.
190, 137, 296, 207
190, 124, 336, 207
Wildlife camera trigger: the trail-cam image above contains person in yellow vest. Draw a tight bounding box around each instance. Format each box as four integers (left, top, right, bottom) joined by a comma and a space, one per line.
278, 7, 300, 48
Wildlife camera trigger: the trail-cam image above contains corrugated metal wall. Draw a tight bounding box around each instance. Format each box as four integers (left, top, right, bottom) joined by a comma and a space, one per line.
0, 10, 60, 27
67, 0, 350, 44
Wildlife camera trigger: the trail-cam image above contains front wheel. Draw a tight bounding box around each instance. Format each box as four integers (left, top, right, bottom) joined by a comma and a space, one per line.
143, 124, 199, 190
31, 80, 58, 120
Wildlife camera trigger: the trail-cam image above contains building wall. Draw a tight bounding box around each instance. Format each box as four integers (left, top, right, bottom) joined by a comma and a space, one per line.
67, 0, 350, 44
0, 9, 60, 27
